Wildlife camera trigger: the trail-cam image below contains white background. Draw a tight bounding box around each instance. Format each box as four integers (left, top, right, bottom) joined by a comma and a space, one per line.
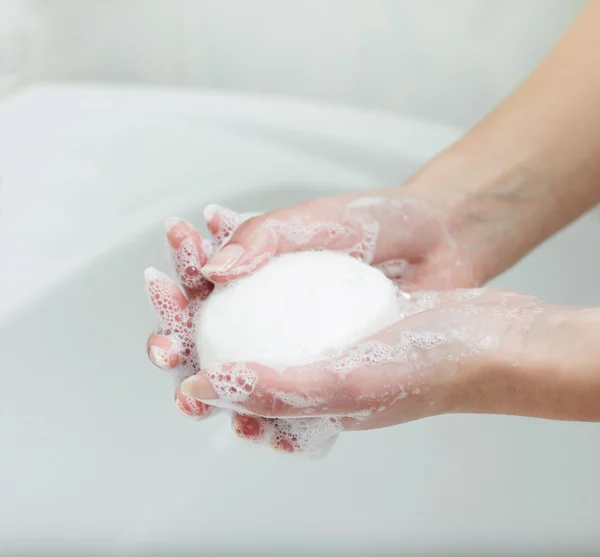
0, 0, 588, 127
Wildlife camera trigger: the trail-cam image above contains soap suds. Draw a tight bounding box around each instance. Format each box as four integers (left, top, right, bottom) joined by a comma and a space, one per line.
173, 236, 209, 292
204, 204, 260, 252
197, 251, 402, 369
204, 362, 258, 403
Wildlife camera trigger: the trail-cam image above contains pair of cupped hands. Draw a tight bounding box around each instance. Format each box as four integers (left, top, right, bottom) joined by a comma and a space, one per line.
145, 185, 544, 453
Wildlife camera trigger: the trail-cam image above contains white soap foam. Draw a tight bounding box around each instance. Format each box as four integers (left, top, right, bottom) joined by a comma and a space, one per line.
197, 250, 402, 369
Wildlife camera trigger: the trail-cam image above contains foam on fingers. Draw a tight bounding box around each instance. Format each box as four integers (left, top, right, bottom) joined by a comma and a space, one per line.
231, 413, 341, 457
145, 267, 189, 331
204, 204, 261, 251
174, 386, 213, 419
268, 417, 342, 457
232, 414, 266, 443
164, 218, 213, 299
147, 334, 180, 370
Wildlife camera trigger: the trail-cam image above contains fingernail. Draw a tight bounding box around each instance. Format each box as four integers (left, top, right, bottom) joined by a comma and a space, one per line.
144, 266, 170, 284
181, 374, 219, 401
203, 204, 219, 224
165, 217, 196, 248
201, 244, 245, 277
164, 217, 184, 234
149, 345, 173, 370
175, 390, 212, 418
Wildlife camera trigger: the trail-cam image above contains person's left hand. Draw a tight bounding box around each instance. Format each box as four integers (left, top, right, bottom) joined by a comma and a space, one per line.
178, 288, 546, 435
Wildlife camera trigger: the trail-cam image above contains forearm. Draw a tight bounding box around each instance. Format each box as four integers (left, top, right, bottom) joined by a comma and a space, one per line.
410, 0, 600, 283
462, 305, 600, 422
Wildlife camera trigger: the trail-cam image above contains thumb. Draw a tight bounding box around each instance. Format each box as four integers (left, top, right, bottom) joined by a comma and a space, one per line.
179, 361, 339, 417
200, 195, 363, 283
178, 345, 415, 419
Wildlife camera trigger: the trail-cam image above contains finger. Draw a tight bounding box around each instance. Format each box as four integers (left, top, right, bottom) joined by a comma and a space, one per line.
165, 218, 213, 300
203, 204, 263, 277
268, 417, 341, 456
231, 413, 336, 456
231, 413, 268, 443
147, 334, 180, 370
204, 204, 263, 249
182, 367, 361, 455
179, 360, 368, 418
204, 204, 244, 250
232, 412, 341, 455
145, 267, 189, 331
174, 385, 213, 419
180, 318, 441, 419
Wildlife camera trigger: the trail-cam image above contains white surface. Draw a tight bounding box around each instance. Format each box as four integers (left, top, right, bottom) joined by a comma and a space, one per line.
1, 83, 600, 555
0, 82, 459, 320
0, 0, 41, 94
27, 0, 587, 128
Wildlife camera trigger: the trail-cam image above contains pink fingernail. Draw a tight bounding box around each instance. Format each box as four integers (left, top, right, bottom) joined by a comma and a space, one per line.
150, 345, 171, 370
203, 204, 219, 224
144, 266, 171, 285
148, 338, 180, 370
164, 217, 184, 234
201, 244, 245, 277
180, 374, 219, 401
175, 391, 212, 418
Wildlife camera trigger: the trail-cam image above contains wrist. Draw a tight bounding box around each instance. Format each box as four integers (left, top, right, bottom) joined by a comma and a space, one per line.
406, 137, 572, 285
456, 305, 600, 421
519, 306, 600, 421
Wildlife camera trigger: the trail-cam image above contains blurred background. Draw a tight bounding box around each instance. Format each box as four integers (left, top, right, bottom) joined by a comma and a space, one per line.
4, 2, 600, 555
0, 0, 587, 128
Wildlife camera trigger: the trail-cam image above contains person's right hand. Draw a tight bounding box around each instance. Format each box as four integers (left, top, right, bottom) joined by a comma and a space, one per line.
181, 287, 600, 441
199, 182, 503, 291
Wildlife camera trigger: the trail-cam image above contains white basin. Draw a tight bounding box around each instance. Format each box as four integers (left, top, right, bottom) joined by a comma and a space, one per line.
1, 83, 600, 555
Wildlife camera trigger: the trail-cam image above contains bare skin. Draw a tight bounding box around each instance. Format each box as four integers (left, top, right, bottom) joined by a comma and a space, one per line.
147, 0, 600, 453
